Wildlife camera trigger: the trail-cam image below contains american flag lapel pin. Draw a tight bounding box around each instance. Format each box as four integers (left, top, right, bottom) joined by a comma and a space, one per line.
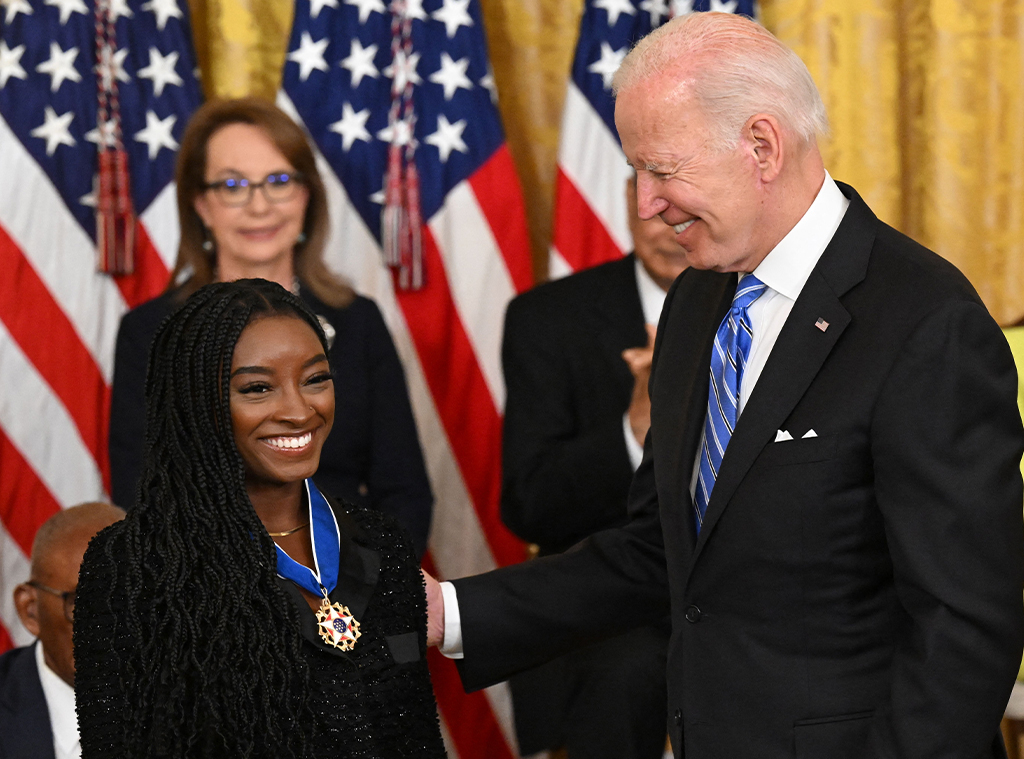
815, 317, 829, 332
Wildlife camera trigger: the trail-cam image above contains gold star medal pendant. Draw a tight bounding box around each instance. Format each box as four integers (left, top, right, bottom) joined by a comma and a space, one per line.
274, 481, 362, 652
316, 586, 361, 651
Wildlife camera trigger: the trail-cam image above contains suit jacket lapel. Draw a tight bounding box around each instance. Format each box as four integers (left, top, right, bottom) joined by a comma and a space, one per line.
687, 183, 876, 566
652, 269, 735, 553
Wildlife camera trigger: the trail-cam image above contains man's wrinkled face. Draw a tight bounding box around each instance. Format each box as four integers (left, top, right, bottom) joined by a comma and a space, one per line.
615, 73, 768, 273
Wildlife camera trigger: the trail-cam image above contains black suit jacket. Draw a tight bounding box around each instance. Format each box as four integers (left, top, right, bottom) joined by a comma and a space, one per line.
0, 643, 56, 759
502, 253, 648, 553
109, 285, 433, 556
453, 184, 1024, 759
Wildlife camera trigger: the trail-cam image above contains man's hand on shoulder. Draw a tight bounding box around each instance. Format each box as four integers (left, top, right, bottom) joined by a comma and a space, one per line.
422, 569, 445, 648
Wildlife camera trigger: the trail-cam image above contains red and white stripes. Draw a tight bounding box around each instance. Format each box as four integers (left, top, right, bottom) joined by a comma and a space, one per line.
550, 81, 633, 278
0, 113, 173, 649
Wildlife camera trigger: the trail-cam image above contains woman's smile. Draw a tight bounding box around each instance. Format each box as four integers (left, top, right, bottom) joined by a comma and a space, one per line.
263, 431, 315, 451
239, 221, 288, 241
229, 314, 334, 490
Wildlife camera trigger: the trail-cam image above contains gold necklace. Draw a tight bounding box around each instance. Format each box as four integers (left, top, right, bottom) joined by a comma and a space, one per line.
267, 522, 309, 538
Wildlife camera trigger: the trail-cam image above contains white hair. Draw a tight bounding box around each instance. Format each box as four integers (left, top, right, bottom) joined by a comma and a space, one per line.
612, 12, 829, 150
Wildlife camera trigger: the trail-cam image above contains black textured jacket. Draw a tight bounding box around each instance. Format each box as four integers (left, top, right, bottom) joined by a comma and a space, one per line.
74, 499, 445, 758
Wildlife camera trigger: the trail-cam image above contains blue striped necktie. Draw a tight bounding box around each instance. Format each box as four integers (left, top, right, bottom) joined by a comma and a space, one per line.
694, 274, 767, 533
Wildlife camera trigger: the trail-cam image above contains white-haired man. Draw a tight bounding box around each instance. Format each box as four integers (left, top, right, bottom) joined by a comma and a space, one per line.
426, 12, 1024, 758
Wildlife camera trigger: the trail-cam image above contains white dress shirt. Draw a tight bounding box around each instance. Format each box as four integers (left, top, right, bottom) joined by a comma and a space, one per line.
634, 255, 669, 327
687, 172, 848, 499
35, 640, 81, 759
623, 256, 670, 470
442, 173, 850, 659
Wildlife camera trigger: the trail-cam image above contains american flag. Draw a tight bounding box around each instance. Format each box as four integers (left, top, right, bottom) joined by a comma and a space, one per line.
0, 0, 201, 648
549, 0, 756, 278
279, 0, 532, 755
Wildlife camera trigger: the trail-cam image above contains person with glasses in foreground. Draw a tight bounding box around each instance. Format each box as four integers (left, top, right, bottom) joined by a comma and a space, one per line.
1, 502, 124, 759
75, 279, 445, 758
109, 98, 433, 558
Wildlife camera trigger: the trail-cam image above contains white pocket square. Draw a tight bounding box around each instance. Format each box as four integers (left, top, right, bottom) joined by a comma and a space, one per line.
775, 430, 794, 442
802, 429, 818, 439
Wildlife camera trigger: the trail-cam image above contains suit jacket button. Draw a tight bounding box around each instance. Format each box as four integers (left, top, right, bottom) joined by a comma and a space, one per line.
685, 605, 701, 623
674, 708, 683, 727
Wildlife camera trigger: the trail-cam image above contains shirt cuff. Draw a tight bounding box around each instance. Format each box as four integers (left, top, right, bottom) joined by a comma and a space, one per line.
623, 411, 644, 471
439, 581, 464, 659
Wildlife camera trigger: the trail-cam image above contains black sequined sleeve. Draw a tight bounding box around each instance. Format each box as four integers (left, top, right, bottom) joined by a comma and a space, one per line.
74, 525, 133, 758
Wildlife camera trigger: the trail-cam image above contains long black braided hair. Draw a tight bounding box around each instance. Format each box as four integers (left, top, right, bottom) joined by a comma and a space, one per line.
117, 278, 330, 758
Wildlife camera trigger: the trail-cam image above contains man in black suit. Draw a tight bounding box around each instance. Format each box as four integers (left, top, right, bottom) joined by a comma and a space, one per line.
0, 502, 124, 759
500, 177, 686, 758
426, 12, 1024, 759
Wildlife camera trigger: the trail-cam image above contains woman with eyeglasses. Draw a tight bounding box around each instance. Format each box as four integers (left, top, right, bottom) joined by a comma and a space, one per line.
76, 279, 446, 758
109, 98, 433, 557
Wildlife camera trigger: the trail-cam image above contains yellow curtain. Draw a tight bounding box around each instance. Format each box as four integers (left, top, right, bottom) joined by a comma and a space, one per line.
187, 0, 292, 101
475, 0, 585, 283
188, 0, 1024, 323
763, 0, 1024, 324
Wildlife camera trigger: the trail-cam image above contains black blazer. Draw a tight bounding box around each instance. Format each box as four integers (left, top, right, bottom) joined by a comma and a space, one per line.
453, 184, 1024, 759
0, 643, 56, 759
109, 285, 433, 556
501, 253, 648, 553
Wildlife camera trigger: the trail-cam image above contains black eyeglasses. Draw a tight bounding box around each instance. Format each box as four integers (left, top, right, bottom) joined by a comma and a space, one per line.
27, 581, 76, 623
203, 172, 306, 207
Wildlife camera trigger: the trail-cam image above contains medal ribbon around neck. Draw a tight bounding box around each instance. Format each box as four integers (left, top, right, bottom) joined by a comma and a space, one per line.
273, 480, 361, 651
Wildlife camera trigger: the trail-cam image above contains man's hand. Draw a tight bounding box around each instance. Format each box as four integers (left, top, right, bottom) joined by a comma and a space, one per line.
622, 324, 657, 448
422, 569, 445, 648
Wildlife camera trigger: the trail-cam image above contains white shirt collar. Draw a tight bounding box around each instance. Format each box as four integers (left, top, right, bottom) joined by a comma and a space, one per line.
752, 171, 850, 300
633, 255, 668, 326
34, 640, 80, 759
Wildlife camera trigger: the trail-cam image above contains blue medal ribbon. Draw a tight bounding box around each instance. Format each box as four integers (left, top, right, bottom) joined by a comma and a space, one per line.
273, 479, 340, 597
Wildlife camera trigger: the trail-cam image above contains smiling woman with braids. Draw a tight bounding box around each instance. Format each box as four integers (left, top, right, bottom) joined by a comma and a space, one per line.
73, 279, 445, 758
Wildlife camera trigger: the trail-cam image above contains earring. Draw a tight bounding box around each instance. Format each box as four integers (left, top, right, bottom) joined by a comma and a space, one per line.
202, 239, 214, 252
296, 231, 307, 245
